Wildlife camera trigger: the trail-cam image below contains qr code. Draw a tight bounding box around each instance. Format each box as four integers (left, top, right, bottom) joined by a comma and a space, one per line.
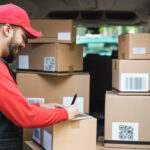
112, 122, 138, 141
44, 57, 55, 71
119, 125, 133, 140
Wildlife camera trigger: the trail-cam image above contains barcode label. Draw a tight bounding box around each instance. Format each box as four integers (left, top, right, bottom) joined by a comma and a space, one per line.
44, 57, 55, 71
27, 97, 45, 104
112, 122, 139, 141
33, 128, 41, 144
121, 73, 149, 92
132, 48, 146, 54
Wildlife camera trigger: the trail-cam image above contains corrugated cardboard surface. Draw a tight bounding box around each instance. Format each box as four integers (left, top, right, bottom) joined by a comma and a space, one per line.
28, 19, 76, 43
35, 117, 97, 150
17, 73, 90, 113
17, 43, 83, 72
104, 91, 150, 149
112, 59, 150, 94
118, 33, 150, 59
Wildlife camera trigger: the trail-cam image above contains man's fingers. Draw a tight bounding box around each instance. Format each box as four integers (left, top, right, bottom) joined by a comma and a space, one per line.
64, 105, 80, 120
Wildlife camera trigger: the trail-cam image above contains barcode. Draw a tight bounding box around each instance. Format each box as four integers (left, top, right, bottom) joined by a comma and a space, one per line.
121, 73, 149, 92
112, 122, 139, 141
33, 128, 40, 144
44, 57, 55, 71
27, 98, 45, 104
119, 125, 133, 140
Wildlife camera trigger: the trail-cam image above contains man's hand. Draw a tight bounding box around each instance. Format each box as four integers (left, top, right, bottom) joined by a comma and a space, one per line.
64, 105, 80, 120
40, 103, 64, 109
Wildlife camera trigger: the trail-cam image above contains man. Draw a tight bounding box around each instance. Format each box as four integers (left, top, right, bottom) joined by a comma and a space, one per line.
0, 3, 79, 150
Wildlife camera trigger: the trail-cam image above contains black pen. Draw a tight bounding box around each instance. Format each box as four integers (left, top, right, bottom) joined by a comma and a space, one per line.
71, 94, 77, 105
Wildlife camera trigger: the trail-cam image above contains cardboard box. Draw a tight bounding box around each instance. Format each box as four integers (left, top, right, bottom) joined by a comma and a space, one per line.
118, 33, 150, 59
112, 59, 150, 94
104, 91, 150, 149
17, 43, 83, 72
33, 115, 97, 150
17, 73, 90, 113
24, 141, 44, 150
28, 19, 76, 43
18, 73, 90, 148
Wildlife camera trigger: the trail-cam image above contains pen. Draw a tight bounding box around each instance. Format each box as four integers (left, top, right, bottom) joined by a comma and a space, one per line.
71, 94, 77, 105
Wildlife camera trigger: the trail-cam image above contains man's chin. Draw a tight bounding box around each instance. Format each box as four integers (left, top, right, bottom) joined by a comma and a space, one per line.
3, 53, 16, 63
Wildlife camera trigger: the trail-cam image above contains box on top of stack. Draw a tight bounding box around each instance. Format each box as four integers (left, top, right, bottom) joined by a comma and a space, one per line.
29, 19, 76, 44
118, 33, 150, 60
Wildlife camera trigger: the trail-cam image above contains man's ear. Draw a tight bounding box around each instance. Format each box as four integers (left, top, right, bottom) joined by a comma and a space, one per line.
2, 24, 13, 38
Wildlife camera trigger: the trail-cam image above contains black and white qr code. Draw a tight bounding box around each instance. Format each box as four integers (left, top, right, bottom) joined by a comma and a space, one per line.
44, 57, 55, 71
119, 125, 134, 140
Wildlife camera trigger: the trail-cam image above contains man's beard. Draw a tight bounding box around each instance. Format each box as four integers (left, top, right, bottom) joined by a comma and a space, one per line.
4, 35, 19, 63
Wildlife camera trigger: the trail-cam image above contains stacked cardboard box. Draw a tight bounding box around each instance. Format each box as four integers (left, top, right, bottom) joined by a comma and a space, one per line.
17, 19, 83, 73
104, 33, 150, 149
16, 19, 92, 149
24, 115, 97, 150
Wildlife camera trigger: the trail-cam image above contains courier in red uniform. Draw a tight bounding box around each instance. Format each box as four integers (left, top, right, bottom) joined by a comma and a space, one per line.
0, 3, 79, 150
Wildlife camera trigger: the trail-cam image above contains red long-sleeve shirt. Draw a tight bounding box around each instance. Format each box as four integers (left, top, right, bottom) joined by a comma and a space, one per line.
0, 61, 68, 128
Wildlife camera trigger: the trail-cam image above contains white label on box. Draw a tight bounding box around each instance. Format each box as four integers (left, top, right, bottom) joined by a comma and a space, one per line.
133, 48, 146, 54
27, 97, 45, 104
112, 122, 139, 141
33, 128, 41, 144
43, 130, 52, 150
121, 73, 149, 92
44, 57, 55, 71
58, 32, 71, 40
63, 97, 84, 113
18, 55, 29, 69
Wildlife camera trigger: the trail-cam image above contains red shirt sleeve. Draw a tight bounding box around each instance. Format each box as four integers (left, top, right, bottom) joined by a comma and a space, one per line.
0, 61, 68, 128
